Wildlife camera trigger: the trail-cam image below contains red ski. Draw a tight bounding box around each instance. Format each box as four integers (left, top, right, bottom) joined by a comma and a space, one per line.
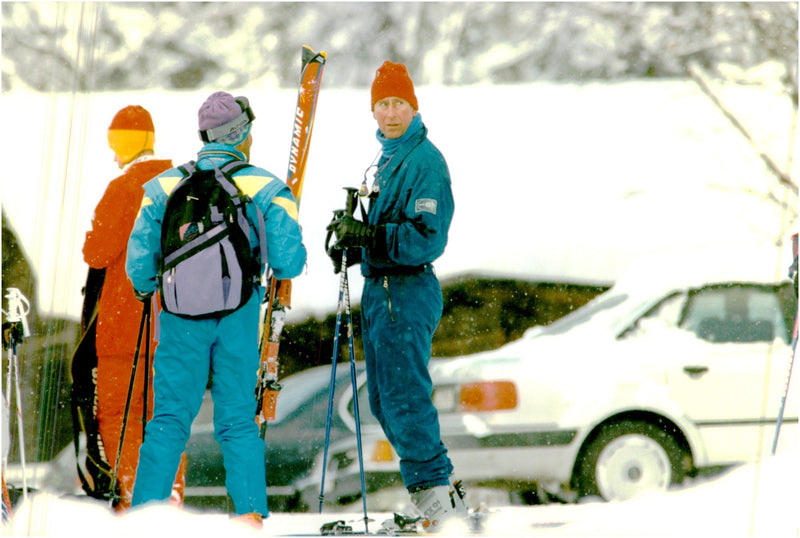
256, 45, 326, 430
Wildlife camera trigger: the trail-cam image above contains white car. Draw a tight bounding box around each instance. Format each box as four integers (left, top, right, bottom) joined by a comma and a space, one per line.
322, 246, 797, 504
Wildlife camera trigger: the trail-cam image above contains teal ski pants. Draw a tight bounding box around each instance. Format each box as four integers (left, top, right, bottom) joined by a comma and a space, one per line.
130, 293, 267, 516
360, 271, 454, 490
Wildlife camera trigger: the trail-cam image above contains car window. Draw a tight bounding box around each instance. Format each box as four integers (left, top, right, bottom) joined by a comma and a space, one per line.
274, 367, 337, 422
680, 284, 789, 344
192, 365, 359, 432
191, 368, 329, 429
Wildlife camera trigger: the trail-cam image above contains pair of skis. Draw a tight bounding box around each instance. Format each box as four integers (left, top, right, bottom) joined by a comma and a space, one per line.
321, 511, 489, 536
255, 45, 326, 431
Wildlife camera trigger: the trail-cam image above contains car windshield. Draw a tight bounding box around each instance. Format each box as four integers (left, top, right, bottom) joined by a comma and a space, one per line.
190, 365, 346, 431
529, 292, 629, 337
273, 366, 333, 423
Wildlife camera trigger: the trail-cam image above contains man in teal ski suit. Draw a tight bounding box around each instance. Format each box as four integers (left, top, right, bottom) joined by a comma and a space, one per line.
126, 91, 306, 529
327, 61, 466, 531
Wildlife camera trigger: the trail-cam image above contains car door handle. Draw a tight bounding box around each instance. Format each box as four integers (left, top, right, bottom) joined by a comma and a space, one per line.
683, 365, 709, 377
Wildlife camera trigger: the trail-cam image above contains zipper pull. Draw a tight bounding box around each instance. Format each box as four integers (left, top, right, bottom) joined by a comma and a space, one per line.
383, 276, 394, 322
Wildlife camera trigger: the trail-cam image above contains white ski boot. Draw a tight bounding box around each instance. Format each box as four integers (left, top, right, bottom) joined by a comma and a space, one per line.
409, 480, 469, 532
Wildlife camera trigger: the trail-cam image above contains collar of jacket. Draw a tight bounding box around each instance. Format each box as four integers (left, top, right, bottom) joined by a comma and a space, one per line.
376, 113, 423, 157
196, 142, 247, 168
377, 123, 427, 180
121, 153, 155, 173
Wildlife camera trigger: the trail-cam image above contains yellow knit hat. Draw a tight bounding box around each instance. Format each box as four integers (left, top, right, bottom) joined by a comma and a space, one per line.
107, 105, 155, 164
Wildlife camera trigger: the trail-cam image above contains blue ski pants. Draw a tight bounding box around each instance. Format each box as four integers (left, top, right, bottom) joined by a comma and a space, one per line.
360, 271, 454, 490
131, 293, 268, 516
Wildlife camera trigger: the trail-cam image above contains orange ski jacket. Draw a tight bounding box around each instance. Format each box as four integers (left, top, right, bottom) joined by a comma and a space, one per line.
83, 158, 172, 355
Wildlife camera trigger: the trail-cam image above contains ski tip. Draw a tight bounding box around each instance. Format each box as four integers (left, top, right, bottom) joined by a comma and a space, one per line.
301, 45, 327, 65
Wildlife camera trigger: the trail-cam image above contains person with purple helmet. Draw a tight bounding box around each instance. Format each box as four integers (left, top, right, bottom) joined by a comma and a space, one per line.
126, 91, 306, 529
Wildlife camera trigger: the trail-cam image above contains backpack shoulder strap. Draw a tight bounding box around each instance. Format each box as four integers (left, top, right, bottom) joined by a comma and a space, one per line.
220, 160, 252, 177
176, 160, 197, 178
205, 159, 244, 198
213, 160, 268, 269
167, 161, 199, 198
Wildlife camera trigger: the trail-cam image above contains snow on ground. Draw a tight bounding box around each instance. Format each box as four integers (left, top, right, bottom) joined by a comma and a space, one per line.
4, 452, 798, 536
1, 78, 796, 322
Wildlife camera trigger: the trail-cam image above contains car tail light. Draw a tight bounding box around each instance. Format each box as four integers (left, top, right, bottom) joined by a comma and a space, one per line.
371, 439, 395, 462
459, 381, 518, 412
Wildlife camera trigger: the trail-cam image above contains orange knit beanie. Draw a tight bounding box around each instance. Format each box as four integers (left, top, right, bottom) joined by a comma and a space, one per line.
371, 61, 418, 111
107, 105, 155, 164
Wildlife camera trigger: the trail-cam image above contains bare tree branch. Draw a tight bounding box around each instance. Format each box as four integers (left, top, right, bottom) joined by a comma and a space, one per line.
687, 62, 798, 195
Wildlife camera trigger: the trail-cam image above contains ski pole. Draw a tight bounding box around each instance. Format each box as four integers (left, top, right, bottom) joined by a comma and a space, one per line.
2, 288, 31, 503
109, 299, 150, 507
318, 254, 370, 533
318, 189, 359, 510
318, 249, 347, 513
142, 301, 151, 441
773, 234, 799, 454
342, 264, 370, 534
319, 187, 370, 526
772, 312, 797, 454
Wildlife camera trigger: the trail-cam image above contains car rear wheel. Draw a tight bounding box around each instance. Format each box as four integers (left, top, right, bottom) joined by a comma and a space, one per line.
574, 420, 686, 501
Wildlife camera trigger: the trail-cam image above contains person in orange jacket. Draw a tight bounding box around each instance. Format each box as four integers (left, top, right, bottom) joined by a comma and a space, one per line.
82, 105, 185, 512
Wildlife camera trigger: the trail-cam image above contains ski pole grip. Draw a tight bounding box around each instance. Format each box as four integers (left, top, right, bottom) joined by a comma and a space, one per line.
343, 187, 359, 216
324, 188, 359, 253
325, 211, 345, 253
4, 288, 31, 338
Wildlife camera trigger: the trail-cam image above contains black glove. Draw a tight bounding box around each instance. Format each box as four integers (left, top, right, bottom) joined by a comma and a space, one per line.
327, 215, 383, 250
133, 289, 154, 303
327, 246, 362, 274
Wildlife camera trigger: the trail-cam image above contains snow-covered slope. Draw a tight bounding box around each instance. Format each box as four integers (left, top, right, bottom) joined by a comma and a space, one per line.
5, 452, 797, 536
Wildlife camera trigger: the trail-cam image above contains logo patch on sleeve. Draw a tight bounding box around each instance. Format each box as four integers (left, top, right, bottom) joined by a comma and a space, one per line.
415, 198, 438, 215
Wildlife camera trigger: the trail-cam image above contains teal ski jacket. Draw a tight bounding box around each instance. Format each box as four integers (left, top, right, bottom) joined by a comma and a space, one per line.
126, 143, 306, 295
362, 118, 454, 276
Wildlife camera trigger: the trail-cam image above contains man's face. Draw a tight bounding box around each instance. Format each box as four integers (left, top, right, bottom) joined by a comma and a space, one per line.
372, 97, 416, 139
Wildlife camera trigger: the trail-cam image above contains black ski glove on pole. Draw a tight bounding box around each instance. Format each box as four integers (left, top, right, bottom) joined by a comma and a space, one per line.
328, 215, 385, 250
326, 246, 363, 274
